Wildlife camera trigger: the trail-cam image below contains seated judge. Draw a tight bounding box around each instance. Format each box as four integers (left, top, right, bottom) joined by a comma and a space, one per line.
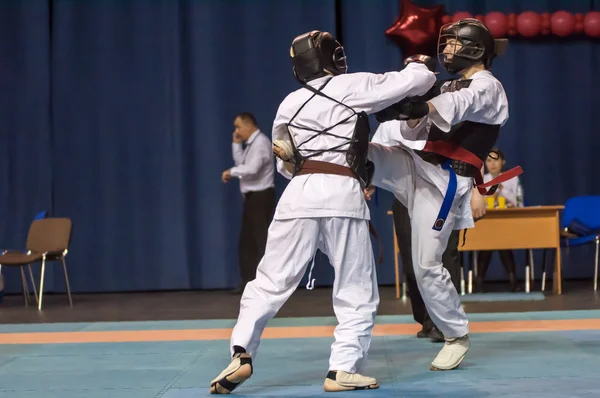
476, 148, 521, 292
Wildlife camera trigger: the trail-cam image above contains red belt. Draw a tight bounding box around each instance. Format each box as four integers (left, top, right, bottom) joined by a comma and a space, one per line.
422, 140, 523, 195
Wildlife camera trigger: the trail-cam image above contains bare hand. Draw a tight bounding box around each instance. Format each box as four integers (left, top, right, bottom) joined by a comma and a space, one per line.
232, 132, 243, 144
471, 190, 486, 221
221, 169, 232, 183
364, 185, 376, 201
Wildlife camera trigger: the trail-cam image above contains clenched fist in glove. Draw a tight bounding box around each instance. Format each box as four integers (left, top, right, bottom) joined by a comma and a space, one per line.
403, 54, 437, 73
375, 98, 429, 123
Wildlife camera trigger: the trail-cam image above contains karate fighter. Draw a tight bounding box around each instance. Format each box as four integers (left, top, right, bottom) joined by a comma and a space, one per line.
209, 30, 436, 394
368, 18, 520, 371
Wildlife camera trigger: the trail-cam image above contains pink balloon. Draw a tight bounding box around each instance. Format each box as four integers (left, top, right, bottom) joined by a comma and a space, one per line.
516, 12, 541, 37
584, 12, 600, 37
551, 11, 575, 37
485, 12, 508, 38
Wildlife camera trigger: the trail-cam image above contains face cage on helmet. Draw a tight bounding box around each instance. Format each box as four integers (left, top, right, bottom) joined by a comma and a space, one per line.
437, 22, 486, 68
332, 46, 348, 74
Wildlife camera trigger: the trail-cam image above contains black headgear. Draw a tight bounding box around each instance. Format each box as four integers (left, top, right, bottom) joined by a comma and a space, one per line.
290, 30, 348, 83
438, 18, 506, 75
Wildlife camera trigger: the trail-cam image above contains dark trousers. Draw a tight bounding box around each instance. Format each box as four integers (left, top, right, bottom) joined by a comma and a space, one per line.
238, 187, 276, 286
392, 199, 461, 331
476, 249, 518, 291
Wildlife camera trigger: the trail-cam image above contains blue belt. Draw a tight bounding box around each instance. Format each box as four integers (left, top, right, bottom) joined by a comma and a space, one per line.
432, 159, 457, 231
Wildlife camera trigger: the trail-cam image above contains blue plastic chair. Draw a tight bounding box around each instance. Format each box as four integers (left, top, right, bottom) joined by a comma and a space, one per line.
0, 210, 48, 305
542, 196, 600, 291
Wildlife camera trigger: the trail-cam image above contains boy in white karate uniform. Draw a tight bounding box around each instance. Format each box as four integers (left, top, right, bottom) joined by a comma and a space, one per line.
209, 30, 436, 394
368, 18, 519, 371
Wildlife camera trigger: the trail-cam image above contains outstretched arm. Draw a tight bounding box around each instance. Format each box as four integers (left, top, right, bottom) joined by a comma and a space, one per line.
347, 61, 436, 115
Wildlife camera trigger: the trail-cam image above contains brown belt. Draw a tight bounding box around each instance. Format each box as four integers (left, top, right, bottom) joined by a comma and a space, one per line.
296, 159, 384, 264
295, 159, 357, 178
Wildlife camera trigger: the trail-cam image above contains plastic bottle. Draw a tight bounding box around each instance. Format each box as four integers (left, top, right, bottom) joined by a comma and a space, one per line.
516, 179, 524, 208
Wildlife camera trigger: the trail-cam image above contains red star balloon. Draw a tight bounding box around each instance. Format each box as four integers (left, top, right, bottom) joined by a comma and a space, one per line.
386, 0, 446, 57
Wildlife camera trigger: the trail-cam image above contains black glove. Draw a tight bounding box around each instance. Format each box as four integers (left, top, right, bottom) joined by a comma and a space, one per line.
404, 54, 437, 73
375, 98, 410, 123
375, 98, 429, 123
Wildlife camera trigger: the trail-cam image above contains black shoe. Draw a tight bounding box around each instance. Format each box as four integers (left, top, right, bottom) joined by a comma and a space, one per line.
427, 327, 445, 343
417, 326, 444, 342
417, 328, 429, 338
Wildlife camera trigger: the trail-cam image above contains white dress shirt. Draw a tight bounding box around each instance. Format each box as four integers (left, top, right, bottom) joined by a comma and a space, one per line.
373, 70, 509, 229
484, 172, 520, 207
230, 129, 275, 194
271, 62, 436, 221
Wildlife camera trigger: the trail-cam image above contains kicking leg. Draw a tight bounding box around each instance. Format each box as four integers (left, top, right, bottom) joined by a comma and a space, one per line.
210, 218, 320, 394
368, 143, 415, 208
320, 217, 379, 392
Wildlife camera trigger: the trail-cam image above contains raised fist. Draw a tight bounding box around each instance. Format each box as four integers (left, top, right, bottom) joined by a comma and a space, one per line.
404, 54, 436, 73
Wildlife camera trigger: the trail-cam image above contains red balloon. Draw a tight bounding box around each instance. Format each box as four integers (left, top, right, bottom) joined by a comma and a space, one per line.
474, 15, 485, 23
584, 12, 600, 37
485, 12, 508, 37
453, 12, 473, 22
516, 11, 541, 37
385, 0, 446, 56
441, 15, 452, 25
551, 11, 575, 37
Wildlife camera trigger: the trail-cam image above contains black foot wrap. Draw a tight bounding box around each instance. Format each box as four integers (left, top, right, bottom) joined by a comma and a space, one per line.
212, 356, 253, 394
214, 377, 239, 393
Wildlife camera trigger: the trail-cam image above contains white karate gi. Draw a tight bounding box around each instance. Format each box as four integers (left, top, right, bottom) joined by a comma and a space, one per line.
229, 62, 436, 374
368, 70, 509, 338
484, 172, 520, 207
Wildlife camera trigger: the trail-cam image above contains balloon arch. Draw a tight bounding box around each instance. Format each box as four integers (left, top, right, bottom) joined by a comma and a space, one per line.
385, 0, 600, 56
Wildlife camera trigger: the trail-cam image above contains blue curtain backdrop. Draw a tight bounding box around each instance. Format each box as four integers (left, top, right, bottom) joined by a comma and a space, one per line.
0, 0, 599, 293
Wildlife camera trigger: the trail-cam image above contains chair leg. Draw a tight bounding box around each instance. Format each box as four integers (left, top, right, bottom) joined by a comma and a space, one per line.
529, 249, 535, 286
61, 258, 73, 307
594, 238, 599, 292
541, 249, 547, 292
460, 266, 465, 295
19, 267, 29, 307
468, 269, 473, 294
38, 258, 46, 311
27, 265, 38, 303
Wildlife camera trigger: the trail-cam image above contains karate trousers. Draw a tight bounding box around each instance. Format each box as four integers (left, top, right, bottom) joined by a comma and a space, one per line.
230, 216, 379, 374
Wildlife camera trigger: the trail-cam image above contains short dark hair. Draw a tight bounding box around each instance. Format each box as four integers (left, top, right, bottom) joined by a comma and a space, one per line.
488, 147, 505, 161
235, 112, 257, 127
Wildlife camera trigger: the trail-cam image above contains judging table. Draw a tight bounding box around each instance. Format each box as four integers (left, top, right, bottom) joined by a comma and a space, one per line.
387, 205, 564, 298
